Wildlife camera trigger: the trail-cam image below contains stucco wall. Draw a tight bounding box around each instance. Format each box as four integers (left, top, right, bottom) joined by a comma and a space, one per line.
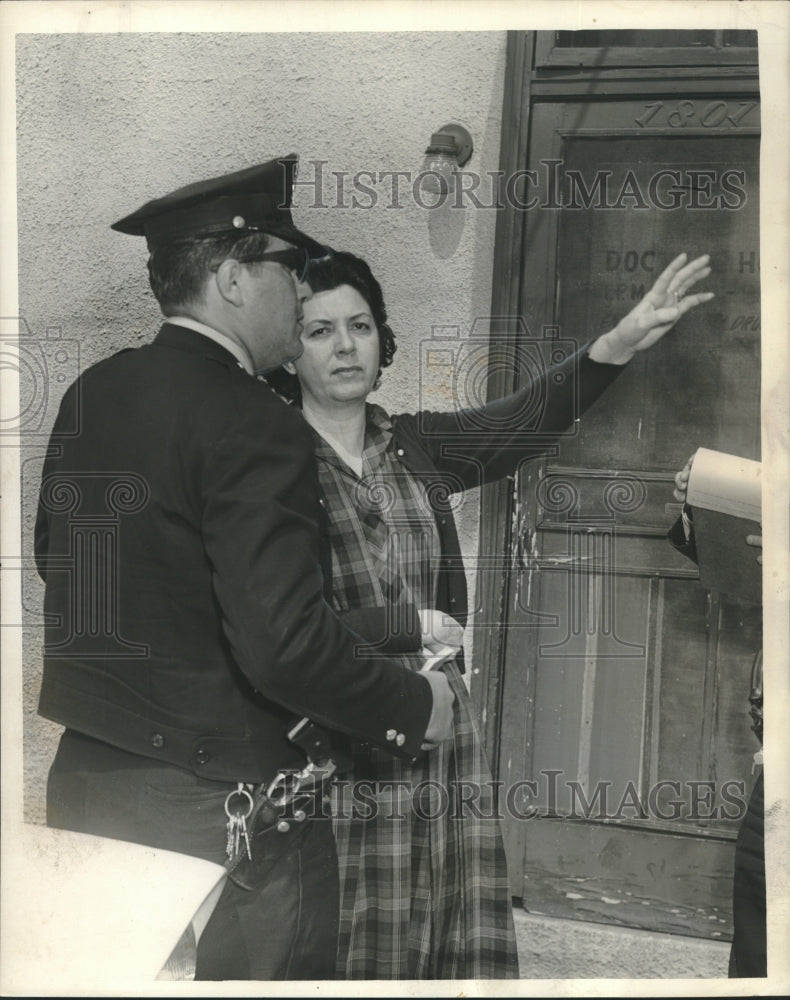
16, 31, 507, 822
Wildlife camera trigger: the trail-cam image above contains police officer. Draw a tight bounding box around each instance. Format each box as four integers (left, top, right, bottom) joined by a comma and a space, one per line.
35, 154, 455, 980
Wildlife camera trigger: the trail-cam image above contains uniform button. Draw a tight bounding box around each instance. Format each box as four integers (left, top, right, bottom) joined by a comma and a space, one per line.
151, 733, 165, 749
396, 448, 405, 457
396, 733, 406, 747
232, 215, 246, 228
195, 749, 210, 765
386, 729, 397, 741
449, 597, 457, 605
277, 820, 291, 833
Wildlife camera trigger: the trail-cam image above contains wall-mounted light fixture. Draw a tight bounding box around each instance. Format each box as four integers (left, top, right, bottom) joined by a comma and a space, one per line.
420, 124, 474, 199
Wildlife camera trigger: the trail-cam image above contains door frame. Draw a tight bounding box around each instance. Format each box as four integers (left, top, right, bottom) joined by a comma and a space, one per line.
470, 33, 761, 934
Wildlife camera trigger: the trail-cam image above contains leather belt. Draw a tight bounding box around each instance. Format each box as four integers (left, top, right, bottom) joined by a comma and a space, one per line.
225, 761, 336, 891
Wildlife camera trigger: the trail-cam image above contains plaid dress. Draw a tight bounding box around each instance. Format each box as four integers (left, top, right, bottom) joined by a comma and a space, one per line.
313, 404, 518, 980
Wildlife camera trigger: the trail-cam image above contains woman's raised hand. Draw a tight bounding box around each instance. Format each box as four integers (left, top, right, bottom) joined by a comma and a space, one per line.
589, 253, 715, 365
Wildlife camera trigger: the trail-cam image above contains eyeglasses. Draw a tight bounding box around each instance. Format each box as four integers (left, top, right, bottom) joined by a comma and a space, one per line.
234, 246, 332, 283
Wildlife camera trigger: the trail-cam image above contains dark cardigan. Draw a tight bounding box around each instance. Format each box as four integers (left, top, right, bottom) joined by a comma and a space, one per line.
319, 342, 625, 671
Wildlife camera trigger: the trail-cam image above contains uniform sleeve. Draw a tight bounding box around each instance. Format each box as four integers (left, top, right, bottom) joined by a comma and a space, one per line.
338, 605, 422, 655
200, 393, 432, 760
34, 387, 76, 583
34, 496, 50, 582
400, 341, 625, 489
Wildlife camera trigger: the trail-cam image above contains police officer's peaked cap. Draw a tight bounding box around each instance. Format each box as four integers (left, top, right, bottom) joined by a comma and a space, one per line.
111, 153, 325, 255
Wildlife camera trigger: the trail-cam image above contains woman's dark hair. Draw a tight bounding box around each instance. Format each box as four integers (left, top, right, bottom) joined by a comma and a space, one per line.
264, 250, 397, 405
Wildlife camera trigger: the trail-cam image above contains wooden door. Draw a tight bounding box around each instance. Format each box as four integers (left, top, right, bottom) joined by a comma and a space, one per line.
475, 32, 761, 940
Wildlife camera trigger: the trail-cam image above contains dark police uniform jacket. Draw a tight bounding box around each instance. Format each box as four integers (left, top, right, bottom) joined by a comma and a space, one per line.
35, 323, 433, 782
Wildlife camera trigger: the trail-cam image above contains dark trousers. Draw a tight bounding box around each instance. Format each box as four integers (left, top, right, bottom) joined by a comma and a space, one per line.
47, 730, 339, 980
728, 770, 766, 978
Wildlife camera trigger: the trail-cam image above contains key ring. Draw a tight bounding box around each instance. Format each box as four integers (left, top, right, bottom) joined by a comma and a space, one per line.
224, 783, 254, 820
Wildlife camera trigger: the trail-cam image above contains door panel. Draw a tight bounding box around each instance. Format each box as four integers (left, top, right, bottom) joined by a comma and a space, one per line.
522, 822, 736, 938
495, 88, 761, 938
554, 132, 761, 468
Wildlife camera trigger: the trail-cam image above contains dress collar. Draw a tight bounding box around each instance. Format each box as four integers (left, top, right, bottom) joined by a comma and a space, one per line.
311, 403, 393, 478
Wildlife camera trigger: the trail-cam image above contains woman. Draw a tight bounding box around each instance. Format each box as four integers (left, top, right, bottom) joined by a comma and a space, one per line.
266, 250, 712, 979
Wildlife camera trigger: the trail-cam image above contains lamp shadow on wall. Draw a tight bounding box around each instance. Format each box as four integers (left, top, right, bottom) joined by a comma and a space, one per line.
427, 197, 465, 259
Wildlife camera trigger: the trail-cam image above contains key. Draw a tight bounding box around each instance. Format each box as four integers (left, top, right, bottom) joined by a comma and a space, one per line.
225, 813, 236, 861
239, 813, 252, 861
224, 784, 254, 862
